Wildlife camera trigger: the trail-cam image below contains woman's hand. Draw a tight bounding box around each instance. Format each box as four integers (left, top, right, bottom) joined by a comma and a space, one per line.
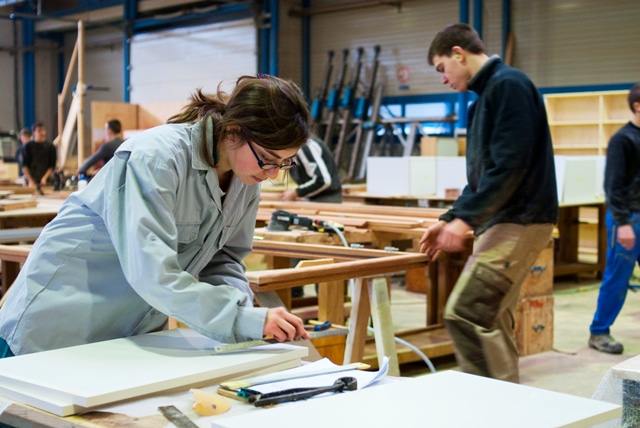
263, 307, 310, 342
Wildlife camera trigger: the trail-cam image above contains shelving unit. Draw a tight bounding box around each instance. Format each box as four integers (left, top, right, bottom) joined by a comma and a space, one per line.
545, 90, 629, 155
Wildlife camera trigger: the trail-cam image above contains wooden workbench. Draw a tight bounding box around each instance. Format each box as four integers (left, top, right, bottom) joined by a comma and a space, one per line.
318, 192, 608, 279
0, 240, 429, 377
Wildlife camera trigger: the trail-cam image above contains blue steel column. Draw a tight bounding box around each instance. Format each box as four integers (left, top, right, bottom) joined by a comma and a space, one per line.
473, 0, 483, 39
22, 17, 35, 128
502, 0, 511, 59
258, 1, 269, 74
268, 0, 279, 76
123, 0, 137, 102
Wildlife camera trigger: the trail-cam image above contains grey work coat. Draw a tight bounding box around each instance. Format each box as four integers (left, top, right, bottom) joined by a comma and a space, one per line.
0, 121, 267, 355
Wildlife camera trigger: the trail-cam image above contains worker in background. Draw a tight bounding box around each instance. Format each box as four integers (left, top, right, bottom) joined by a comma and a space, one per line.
281, 136, 342, 203
419, 23, 558, 383
14, 127, 31, 185
588, 83, 640, 354
77, 119, 124, 178
21, 122, 57, 190
0, 75, 310, 357
282, 136, 342, 298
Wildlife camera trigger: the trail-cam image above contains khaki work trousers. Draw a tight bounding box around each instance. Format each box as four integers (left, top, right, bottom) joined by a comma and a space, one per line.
443, 222, 554, 383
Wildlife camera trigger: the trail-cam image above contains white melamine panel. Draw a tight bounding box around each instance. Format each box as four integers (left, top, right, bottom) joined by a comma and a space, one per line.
130, 19, 257, 103
0, 328, 306, 416
212, 370, 621, 428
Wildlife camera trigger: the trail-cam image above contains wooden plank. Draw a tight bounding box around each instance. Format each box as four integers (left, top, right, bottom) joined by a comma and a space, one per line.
259, 200, 446, 219
0, 200, 38, 211
251, 240, 425, 261
247, 255, 427, 291
343, 277, 370, 364
55, 93, 81, 171
368, 276, 400, 376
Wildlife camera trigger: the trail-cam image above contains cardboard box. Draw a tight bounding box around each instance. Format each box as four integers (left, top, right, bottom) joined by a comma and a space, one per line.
515, 295, 554, 356
421, 136, 459, 157
0, 161, 18, 182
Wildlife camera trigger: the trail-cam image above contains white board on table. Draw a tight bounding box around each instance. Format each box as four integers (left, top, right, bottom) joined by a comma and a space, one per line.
0, 328, 306, 416
211, 370, 621, 428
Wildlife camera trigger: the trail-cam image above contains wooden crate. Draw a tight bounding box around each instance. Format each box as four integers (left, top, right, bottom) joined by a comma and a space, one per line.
520, 240, 554, 299
515, 295, 554, 356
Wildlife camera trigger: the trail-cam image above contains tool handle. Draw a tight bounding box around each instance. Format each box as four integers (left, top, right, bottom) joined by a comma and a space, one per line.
252, 384, 340, 407
247, 387, 319, 403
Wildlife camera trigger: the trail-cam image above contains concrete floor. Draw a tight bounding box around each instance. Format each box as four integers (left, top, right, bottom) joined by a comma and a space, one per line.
387, 275, 640, 400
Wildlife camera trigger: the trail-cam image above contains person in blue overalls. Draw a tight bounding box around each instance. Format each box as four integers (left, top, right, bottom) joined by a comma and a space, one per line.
589, 82, 640, 354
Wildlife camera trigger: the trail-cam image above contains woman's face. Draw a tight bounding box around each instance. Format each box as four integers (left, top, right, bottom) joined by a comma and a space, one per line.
231, 140, 298, 185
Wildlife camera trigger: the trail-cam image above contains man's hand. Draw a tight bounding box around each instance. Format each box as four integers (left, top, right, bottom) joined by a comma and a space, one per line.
419, 220, 446, 260
437, 218, 473, 253
281, 189, 299, 201
263, 306, 310, 342
617, 224, 636, 251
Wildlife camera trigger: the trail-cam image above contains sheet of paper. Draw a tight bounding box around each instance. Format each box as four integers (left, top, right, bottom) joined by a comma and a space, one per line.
246, 356, 389, 394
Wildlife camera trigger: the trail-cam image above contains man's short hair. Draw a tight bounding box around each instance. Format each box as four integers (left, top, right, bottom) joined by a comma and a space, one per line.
428, 23, 485, 65
107, 119, 122, 134
628, 83, 640, 113
19, 127, 32, 137
31, 121, 45, 133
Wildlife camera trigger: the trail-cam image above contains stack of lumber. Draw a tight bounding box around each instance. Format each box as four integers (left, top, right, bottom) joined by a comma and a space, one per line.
257, 201, 445, 237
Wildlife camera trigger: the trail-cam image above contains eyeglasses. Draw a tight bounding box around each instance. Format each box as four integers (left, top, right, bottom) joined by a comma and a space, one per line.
246, 140, 296, 170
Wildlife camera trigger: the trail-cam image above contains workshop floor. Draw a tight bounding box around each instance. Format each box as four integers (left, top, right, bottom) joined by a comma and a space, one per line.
385, 274, 640, 400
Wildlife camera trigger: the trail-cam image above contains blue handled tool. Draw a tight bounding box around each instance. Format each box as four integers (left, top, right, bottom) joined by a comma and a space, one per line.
306, 320, 331, 331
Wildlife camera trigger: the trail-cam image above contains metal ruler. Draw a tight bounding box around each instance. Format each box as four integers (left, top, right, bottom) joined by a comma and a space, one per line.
158, 405, 198, 428
213, 328, 348, 354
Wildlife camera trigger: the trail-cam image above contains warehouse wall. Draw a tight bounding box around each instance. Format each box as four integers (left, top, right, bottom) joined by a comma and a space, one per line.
304, 0, 640, 98
0, 20, 18, 133
1, 0, 639, 137
0, 19, 57, 136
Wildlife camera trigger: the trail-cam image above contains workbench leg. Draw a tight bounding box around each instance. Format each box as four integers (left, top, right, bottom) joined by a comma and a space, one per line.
318, 279, 345, 326
343, 278, 370, 365
556, 206, 579, 265
369, 277, 400, 377
1, 260, 20, 297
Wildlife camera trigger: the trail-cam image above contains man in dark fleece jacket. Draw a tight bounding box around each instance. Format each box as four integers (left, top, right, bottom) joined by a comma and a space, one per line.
419, 23, 558, 383
588, 83, 640, 354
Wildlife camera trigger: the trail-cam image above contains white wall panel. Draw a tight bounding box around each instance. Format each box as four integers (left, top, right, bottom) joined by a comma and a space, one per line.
130, 19, 257, 103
